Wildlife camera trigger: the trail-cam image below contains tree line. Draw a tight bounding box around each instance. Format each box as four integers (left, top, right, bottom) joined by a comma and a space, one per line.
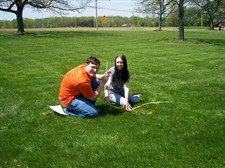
0, 6, 221, 29
0, 0, 224, 41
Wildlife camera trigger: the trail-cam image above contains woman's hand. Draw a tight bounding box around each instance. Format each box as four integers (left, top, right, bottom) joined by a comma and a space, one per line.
123, 102, 132, 111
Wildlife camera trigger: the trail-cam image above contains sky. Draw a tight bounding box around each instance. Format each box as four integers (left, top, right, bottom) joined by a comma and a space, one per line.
0, 0, 142, 20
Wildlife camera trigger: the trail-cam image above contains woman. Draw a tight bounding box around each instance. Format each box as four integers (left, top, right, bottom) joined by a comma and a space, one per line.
104, 54, 142, 111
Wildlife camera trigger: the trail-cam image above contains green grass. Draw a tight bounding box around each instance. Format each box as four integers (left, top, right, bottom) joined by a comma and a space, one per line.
0, 29, 225, 167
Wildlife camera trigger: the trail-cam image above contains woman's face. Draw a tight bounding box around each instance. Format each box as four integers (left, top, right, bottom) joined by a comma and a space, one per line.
116, 57, 124, 71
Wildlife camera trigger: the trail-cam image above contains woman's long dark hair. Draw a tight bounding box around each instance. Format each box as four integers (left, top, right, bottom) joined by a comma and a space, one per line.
112, 54, 129, 82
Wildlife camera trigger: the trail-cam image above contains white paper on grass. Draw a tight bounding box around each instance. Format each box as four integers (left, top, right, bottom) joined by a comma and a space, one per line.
49, 105, 67, 116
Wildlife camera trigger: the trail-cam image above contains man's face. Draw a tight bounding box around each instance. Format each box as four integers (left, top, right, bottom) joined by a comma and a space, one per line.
85, 63, 99, 76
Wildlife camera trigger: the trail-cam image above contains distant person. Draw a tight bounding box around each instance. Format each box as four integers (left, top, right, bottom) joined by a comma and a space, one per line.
218, 23, 222, 31
104, 54, 142, 111
59, 56, 111, 118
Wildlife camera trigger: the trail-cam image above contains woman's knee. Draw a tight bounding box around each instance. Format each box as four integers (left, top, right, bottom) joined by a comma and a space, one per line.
130, 96, 140, 103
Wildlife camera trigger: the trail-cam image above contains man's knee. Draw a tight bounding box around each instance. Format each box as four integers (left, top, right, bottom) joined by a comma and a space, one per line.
65, 106, 99, 118
83, 108, 99, 118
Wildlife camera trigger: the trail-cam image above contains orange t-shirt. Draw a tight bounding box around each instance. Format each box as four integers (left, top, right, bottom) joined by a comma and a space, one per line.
59, 64, 96, 107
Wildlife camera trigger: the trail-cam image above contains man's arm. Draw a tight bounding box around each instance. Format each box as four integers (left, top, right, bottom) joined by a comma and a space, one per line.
103, 79, 111, 103
96, 70, 112, 79
88, 76, 108, 102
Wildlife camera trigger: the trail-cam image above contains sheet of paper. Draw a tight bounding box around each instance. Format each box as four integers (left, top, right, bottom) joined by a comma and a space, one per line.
49, 105, 68, 116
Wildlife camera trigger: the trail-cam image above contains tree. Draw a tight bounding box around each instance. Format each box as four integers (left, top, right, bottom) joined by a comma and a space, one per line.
0, 0, 91, 34
137, 0, 174, 30
177, 0, 185, 40
184, 7, 202, 26
217, 0, 225, 23
137, 0, 185, 40
190, 0, 222, 29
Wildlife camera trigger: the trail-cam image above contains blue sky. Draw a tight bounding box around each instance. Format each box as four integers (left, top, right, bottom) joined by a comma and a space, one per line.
0, 0, 142, 20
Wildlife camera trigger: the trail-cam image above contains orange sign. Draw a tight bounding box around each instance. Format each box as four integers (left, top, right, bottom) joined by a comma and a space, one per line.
102, 16, 107, 21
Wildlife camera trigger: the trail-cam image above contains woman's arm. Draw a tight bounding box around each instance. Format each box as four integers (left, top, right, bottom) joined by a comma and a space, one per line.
104, 79, 111, 103
123, 82, 132, 111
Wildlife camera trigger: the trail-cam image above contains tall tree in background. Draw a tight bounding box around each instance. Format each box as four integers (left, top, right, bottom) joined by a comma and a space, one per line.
217, 0, 225, 23
190, 0, 222, 29
137, 0, 174, 30
0, 0, 91, 34
137, 0, 185, 40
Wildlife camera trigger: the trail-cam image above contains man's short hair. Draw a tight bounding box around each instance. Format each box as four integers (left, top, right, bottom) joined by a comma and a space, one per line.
86, 56, 100, 66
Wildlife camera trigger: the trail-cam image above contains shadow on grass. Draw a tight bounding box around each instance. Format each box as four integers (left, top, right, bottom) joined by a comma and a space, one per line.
97, 104, 124, 117
0, 31, 119, 39
47, 104, 123, 118
196, 38, 225, 46
23, 31, 119, 39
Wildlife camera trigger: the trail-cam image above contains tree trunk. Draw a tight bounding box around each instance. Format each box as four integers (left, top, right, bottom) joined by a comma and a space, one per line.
209, 15, 214, 30
158, 15, 162, 31
16, 6, 25, 34
158, 20, 162, 31
178, 0, 184, 41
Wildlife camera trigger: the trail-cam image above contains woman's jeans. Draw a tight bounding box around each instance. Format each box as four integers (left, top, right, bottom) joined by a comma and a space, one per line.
65, 78, 100, 118
108, 89, 140, 106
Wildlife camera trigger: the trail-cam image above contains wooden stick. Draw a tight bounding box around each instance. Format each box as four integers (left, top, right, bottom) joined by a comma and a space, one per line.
131, 101, 168, 111
106, 62, 108, 71
105, 101, 169, 111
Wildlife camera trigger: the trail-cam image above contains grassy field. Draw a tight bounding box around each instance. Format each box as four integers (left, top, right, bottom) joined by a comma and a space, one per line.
0, 28, 225, 167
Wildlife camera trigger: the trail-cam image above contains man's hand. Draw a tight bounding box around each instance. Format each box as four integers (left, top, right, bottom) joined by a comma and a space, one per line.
104, 96, 110, 103
104, 70, 112, 77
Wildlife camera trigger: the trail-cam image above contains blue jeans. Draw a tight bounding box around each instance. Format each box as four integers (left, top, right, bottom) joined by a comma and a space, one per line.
109, 89, 140, 106
65, 78, 100, 118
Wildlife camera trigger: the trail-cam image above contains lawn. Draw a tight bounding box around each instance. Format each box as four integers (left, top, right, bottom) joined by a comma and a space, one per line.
0, 28, 225, 167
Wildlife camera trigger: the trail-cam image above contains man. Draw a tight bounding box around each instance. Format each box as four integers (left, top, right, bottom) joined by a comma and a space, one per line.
59, 56, 110, 118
